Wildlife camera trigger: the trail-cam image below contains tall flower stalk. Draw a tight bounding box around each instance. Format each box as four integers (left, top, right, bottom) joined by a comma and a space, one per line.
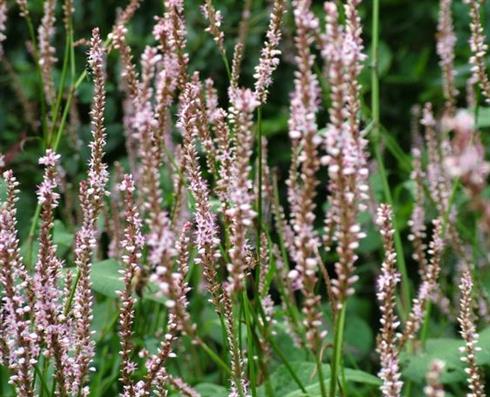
0, 171, 37, 397
38, 0, 57, 106
424, 360, 445, 397
437, 0, 458, 116
118, 174, 144, 396
321, 2, 368, 395
72, 27, 109, 394
464, 0, 490, 104
34, 150, 72, 397
458, 269, 486, 397
400, 219, 444, 348
376, 204, 403, 397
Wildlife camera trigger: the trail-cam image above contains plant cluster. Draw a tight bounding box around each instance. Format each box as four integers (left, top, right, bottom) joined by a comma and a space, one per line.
0, 0, 489, 396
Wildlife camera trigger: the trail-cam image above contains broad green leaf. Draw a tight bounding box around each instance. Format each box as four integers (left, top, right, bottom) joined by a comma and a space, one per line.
343, 368, 381, 386
193, 383, 228, 397
283, 367, 380, 397
402, 328, 490, 384
344, 316, 374, 359
265, 361, 380, 397
477, 107, 490, 128
91, 259, 123, 299
92, 300, 117, 340
53, 220, 74, 257
91, 259, 167, 305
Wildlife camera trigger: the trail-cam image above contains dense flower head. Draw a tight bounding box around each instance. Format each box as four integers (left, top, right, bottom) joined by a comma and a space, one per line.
201, 1, 225, 53
424, 360, 446, 397
37, 0, 57, 104
464, 0, 490, 103
0, 170, 38, 397
376, 204, 403, 397
400, 219, 444, 347
437, 0, 458, 115
16, 0, 29, 18
37, 150, 61, 206
457, 269, 487, 397
322, 0, 368, 309
225, 87, 259, 294
254, 0, 286, 104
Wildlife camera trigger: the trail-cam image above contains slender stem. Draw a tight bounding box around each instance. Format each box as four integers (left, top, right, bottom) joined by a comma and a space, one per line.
270, 174, 306, 340
34, 360, 51, 397
256, 106, 263, 285
196, 338, 233, 376
26, 72, 87, 269
22, 13, 48, 140
242, 292, 257, 397
53, 71, 88, 149
244, 284, 308, 395
48, 25, 73, 146
270, 339, 308, 394
63, 269, 81, 316
232, 309, 246, 397
329, 304, 346, 397
221, 51, 232, 81
26, 204, 41, 269
315, 352, 327, 397
420, 301, 432, 346
50, 377, 57, 397
370, 0, 410, 314
419, 172, 461, 348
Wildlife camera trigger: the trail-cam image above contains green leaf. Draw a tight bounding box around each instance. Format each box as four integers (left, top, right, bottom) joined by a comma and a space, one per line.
271, 361, 326, 396
343, 368, 381, 386
92, 300, 116, 340
344, 316, 374, 359
193, 383, 228, 397
377, 41, 393, 77
477, 107, 490, 128
402, 328, 490, 385
265, 361, 380, 397
91, 259, 124, 299
283, 368, 380, 397
53, 220, 74, 257
91, 259, 167, 305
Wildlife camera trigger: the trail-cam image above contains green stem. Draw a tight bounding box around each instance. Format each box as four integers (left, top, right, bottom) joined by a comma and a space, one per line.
370, 0, 410, 315
248, 289, 308, 395
221, 51, 232, 81
34, 361, 51, 397
420, 301, 432, 346
197, 338, 233, 377
53, 71, 87, 149
242, 292, 257, 397
26, 204, 41, 269
50, 377, 57, 397
64, 269, 81, 316
315, 353, 328, 397
22, 13, 49, 141
26, 70, 87, 268
231, 304, 246, 397
256, 106, 263, 286
269, 338, 308, 394
329, 304, 346, 397
48, 27, 73, 147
